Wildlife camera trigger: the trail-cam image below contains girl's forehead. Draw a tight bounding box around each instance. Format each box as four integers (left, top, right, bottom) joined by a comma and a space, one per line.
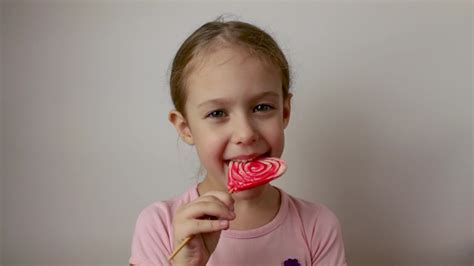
185, 48, 281, 103
193, 46, 267, 73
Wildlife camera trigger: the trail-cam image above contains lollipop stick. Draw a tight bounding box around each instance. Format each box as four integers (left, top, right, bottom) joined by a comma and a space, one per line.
168, 191, 234, 261
168, 235, 193, 261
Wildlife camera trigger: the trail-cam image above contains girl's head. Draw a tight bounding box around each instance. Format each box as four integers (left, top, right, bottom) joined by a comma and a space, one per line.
169, 17, 292, 190
170, 17, 291, 118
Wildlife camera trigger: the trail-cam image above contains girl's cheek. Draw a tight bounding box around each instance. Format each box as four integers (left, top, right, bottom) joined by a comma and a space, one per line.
202, 131, 228, 155
265, 123, 286, 154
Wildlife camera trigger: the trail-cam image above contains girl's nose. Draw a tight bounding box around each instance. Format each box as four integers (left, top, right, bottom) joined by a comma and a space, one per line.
231, 116, 259, 145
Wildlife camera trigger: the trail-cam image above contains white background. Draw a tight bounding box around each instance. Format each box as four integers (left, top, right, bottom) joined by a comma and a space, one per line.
1, 1, 472, 265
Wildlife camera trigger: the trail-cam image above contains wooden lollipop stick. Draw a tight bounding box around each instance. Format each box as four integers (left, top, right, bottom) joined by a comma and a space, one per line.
168, 191, 235, 261
168, 235, 193, 261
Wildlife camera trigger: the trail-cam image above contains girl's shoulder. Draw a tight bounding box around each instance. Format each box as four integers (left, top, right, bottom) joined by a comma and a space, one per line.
278, 188, 347, 265
279, 188, 343, 229
129, 186, 199, 265
134, 184, 199, 226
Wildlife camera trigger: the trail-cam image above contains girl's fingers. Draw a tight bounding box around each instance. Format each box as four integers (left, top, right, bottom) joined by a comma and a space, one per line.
180, 200, 236, 220
178, 191, 235, 220
180, 218, 230, 236
195, 191, 234, 210
173, 190, 236, 240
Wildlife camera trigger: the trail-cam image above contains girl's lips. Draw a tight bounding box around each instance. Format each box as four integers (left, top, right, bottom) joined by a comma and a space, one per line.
224, 151, 271, 166
231, 153, 260, 161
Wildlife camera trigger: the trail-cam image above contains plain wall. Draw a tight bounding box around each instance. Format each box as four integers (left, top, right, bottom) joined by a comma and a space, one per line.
0, 1, 3, 265
1, 1, 472, 265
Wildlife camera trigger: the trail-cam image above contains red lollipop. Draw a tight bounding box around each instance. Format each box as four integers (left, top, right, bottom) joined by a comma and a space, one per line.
228, 157, 287, 193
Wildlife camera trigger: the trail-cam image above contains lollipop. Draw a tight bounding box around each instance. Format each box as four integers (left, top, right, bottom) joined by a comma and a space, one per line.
227, 157, 287, 192
168, 156, 287, 261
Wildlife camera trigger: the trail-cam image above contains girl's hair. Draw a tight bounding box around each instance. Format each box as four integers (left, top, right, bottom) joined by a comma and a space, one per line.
170, 16, 291, 118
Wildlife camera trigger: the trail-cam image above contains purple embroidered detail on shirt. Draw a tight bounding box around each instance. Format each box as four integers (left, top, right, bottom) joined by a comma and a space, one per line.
284, 258, 300, 266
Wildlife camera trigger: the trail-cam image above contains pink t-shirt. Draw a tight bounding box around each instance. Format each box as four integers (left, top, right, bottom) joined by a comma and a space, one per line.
129, 185, 347, 265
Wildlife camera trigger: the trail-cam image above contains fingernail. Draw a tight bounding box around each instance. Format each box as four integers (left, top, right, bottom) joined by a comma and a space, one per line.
220, 220, 229, 227
229, 204, 234, 211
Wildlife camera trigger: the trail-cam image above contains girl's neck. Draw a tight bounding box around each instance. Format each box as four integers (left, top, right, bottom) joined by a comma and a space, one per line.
197, 176, 281, 230
230, 185, 281, 230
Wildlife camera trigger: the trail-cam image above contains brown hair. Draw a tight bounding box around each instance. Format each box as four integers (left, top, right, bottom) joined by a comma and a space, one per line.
170, 16, 291, 117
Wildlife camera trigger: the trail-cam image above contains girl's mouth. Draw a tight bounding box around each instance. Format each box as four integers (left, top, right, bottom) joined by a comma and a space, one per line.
224, 151, 271, 166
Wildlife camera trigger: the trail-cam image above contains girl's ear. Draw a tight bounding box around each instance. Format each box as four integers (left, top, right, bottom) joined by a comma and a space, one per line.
168, 110, 194, 145
283, 93, 293, 129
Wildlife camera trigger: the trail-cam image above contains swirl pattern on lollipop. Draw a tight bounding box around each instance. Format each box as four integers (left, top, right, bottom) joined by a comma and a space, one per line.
227, 157, 287, 193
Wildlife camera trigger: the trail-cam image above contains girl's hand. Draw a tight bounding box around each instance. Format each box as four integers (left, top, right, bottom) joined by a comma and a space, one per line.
171, 191, 235, 266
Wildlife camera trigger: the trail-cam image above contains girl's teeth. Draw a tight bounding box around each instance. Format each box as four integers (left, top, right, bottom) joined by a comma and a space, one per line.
225, 152, 270, 165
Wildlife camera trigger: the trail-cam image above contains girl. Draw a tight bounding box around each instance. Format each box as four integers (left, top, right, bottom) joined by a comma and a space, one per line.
129, 17, 347, 266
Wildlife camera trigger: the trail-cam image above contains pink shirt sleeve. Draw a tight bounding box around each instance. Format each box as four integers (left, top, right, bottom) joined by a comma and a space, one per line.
129, 203, 174, 265
309, 204, 347, 265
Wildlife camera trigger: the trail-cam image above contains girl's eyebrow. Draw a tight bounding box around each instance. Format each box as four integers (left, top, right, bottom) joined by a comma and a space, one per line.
197, 91, 280, 109
197, 98, 230, 109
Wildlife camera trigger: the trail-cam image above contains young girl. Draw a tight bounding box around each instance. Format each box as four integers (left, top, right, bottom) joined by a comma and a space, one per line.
129, 17, 347, 266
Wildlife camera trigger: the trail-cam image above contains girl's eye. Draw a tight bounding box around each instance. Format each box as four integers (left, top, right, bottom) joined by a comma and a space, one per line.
206, 110, 226, 118
253, 104, 274, 112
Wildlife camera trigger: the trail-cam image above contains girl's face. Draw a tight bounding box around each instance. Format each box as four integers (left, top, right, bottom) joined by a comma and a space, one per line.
169, 46, 292, 192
